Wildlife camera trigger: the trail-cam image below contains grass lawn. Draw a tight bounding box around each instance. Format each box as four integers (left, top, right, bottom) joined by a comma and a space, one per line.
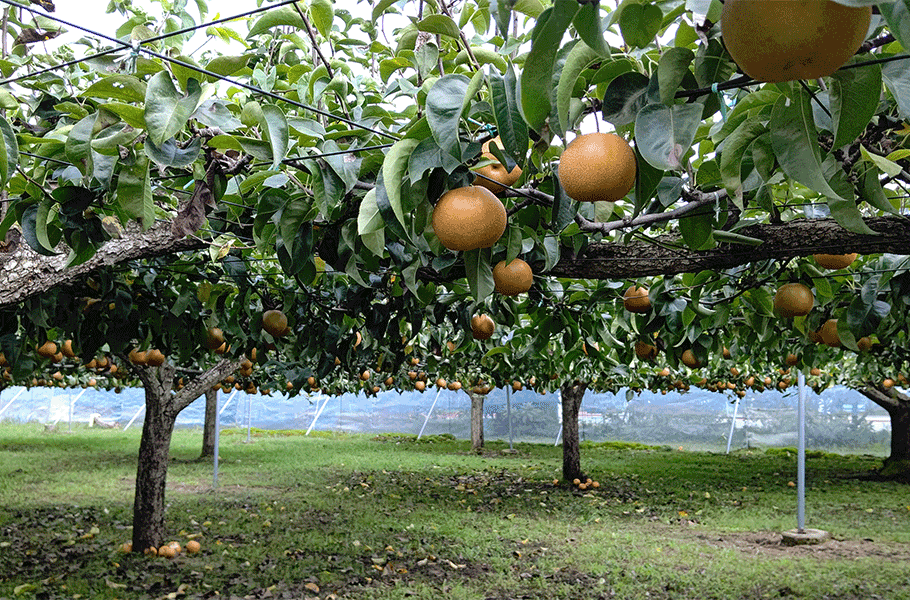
1, 423, 909, 599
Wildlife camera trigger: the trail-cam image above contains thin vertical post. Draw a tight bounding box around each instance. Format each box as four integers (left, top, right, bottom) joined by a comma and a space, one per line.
726, 396, 741, 454
417, 387, 443, 440
797, 370, 806, 532
213, 389, 220, 488
506, 385, 513, 451
246, 392, 252, 443
554, 390, 563, 446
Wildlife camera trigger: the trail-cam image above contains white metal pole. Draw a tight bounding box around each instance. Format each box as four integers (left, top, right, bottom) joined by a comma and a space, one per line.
213, 390, 220, 488
554, 390, 563, 446
123, 404, 146, 431
306, 393, 332, 435
417, 387, 443, 440
246, 392, 252, 443
726, 396, 741, 454
507, 385, 513, 451
0, 388, 25, 419
797, 370, 807, 532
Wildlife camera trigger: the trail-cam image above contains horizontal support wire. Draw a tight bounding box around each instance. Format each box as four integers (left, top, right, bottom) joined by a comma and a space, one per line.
0, 0, 398, 141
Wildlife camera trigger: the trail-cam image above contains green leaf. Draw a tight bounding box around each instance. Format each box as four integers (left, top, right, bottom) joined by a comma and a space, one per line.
144, 72, 202, 147
382, 137, 420, 231
144, 136, 202, 168
879, 0, 910, 52
21, 203, 58, 256
99, 102, 146, 128
357, 187, 384, 235
712, 230, 763, 246
65, 113, 95, 176
248, 5, 304, 37
115, 154, 154, 228
260, 104, 289, 170
490, 64, 529, 167
678, 207, 714, 250
634, 103, 703, 171
416, 15, 461, 38
859, 166, 899, 214
204, 55, 250, 78
520, 0, 579, 132
90, 123, 140, 156
372, 0, 398, 23
829, 61, 881, 149
618, 3, 662, 49
860, 146, 903, 177
719, 116, 766, 210
694, 38, 734, 88
658, 48, 694, 106
464, 247, 495, 301
81, 75, 147, 103
552, 179, 576, 232
827, 194, 878, 235
426, 74, 471, 159
572, 3, 609, 57
769, 90, 845, 201
882, 61, 910, 120
846, 290, 890, 339
601, 72, 650, 127
0, 116, 18, 189
556, 42, 600, 134
309, 0, 334, 38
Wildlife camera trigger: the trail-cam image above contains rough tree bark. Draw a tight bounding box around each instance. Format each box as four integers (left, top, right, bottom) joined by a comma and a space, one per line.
200, 387, 218, 459
856, 384, 910, 482
130, 358, 237, 552
470, 392, 484, 452
560, 381, 588, 482
0, 221, 207, 308
4, 216, 910, 310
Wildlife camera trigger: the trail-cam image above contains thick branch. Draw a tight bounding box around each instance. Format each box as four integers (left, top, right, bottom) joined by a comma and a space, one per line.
545, 216, 910, 280
0, 221, 208, 309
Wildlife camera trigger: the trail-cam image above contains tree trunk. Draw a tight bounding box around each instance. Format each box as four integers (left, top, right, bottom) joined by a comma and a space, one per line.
470, 392, 484, 452
129, 358, 237, 552
200, 387, 217, 458
856, 384, 910, 482
131, 386, 177, 552
560, 381, 587, 482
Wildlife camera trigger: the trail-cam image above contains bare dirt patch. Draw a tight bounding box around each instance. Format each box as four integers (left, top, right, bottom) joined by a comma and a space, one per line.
691, 530, 910, 560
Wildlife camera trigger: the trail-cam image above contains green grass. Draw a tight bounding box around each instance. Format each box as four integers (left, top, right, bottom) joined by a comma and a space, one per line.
1, 423, 909, 599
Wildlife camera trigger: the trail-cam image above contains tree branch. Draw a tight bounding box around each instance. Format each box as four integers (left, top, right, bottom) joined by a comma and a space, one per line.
545, 215, 910, 280
0, 220, 208, 310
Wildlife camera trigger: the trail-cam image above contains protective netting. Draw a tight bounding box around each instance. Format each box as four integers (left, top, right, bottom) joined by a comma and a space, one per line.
0, 384, 891, 452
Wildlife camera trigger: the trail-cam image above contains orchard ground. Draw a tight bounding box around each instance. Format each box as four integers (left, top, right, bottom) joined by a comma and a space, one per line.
1, 424, 909, 600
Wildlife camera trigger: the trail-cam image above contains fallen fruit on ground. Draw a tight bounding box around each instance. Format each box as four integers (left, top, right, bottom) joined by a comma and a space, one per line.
431, 186, 507, 251
186, 540, 201, 554
773, 283, 814, 317
471, 314, 495, 340
721, 0, 872, 82
623, 286, 651, 313
473, 136, 522, 194
493, 259, 533, 296
557, 132, 636, 203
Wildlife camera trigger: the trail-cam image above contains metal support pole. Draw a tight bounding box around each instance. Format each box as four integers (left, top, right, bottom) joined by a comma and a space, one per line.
506, 385, 513, 451
726, 396, 741, 454
554, 390, 562, 446
305, 393, 332, 435
797, 370, 806, 532
246, 392, 252, 443
417, 387, 443, 440
213, 390, 220, 488
0, 388, 25, 419
123, 404, 145, 431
